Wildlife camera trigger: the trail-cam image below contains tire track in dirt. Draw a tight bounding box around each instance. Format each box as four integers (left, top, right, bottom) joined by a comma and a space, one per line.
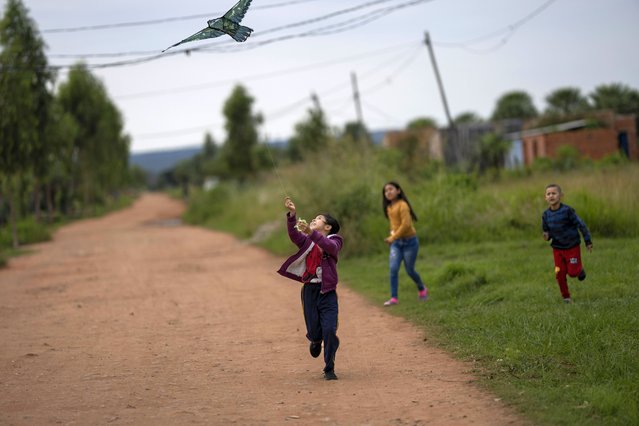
0, 193, 525, 425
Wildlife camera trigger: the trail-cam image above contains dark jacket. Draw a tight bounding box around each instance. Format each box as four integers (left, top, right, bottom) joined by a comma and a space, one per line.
542, 203, 592, 249
277, 212, 343, 293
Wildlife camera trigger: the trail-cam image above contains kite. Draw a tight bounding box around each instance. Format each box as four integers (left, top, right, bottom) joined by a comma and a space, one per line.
163, 0, 254, 52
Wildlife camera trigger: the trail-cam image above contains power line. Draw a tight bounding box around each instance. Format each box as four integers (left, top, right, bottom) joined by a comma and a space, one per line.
433, 0, 560, 53
46, 0, 432, 62
129, 41, 422, 140
114, 41, 419, 100
42, 0, 323, 33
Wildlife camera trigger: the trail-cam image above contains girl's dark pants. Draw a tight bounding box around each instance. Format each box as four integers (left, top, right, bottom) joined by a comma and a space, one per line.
301, 283, 339, 373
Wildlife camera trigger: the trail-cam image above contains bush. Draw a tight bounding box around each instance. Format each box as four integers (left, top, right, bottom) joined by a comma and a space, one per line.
0, 218, 51, 248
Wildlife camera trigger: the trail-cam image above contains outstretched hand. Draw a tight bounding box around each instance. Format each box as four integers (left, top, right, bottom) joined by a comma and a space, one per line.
284, 197, 296, 214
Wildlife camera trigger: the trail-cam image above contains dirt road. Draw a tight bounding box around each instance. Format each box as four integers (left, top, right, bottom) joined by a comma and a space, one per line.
0, 193, 523, 425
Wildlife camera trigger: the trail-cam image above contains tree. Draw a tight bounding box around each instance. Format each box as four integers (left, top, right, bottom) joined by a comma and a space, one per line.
590, 83, 639, 116
42, 97, 78, 220
491, 91, 538, 121
544, 87, 590, 116
454, 111, 483, 124
288, 95, 330, 162
202, 132, 217, 160
477, 133, 510, 174
0, 0, 53, 247
341, 121, 370, 147
407, 117, 438, 129
219, 85, 262, 182
57, 63, 129, 209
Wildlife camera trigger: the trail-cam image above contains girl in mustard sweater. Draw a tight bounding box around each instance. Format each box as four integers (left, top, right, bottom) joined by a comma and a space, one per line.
382, 181, 428, 306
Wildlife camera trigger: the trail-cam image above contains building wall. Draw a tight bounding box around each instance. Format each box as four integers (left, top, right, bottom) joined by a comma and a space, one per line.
382, 128, 444, 161
521, 113, 637, 165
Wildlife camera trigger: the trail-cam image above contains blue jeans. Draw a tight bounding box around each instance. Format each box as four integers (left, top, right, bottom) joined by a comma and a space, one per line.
389, 236, 425, 299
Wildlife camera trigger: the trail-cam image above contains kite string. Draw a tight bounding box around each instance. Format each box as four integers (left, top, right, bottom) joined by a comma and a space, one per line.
264, 141, 289, 198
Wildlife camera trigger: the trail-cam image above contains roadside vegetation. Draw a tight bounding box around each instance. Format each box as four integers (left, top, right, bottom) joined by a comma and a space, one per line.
0, 1, 146, 260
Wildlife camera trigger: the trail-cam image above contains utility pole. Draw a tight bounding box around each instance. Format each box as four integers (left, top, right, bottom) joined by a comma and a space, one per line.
350, 71, 365, 140
310, 92, 321, 111
424, 31, 453, 128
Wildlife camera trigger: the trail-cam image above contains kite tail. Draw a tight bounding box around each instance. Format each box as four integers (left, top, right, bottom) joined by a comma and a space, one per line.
231, 25, 253, 42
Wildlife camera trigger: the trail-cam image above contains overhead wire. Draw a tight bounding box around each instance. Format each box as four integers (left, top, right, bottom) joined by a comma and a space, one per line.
114, 40, 419, 101
433, 0, 560, 53
41, 0, 323, 33
128, 41, 422, 140
45, 0, 432, 67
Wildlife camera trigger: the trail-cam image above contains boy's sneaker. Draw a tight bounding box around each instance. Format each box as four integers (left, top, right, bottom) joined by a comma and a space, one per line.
418, 288, 429, 302
383, 297, 398, 306
578, 269, 586, 281
309, 341, 322, 358
563, 297, 572, 304
324, 370, 338, 380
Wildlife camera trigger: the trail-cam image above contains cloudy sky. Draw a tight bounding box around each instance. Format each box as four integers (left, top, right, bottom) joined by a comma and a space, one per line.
4, 0, 638, 153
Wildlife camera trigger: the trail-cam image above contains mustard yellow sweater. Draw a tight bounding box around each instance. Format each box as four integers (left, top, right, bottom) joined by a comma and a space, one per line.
386, 200, 416, 242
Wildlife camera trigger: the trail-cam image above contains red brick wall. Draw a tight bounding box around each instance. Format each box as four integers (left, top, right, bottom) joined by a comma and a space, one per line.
521, 113, 638, 165
545, 129, 618, 160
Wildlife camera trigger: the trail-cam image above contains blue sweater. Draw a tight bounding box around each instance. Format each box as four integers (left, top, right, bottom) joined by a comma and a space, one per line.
542, 203, 592, 249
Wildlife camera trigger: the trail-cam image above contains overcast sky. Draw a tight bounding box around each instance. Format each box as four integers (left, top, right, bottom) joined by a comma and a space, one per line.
4, 0, 639, 153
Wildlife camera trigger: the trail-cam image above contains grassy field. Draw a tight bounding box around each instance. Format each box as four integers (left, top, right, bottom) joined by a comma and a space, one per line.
182, 159, 639, 425
341, 238, 639, 425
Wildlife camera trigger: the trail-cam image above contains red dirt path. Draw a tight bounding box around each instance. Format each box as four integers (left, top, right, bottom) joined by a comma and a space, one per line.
0, 193, 525, 425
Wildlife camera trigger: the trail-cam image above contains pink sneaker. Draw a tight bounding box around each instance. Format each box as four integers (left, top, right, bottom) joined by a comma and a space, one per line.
418, 288, 428, 302
384, 297, 398, 306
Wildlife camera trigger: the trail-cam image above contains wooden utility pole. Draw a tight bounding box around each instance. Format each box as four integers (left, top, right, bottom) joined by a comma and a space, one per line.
424, 31, 453, 128
311, 92, 321, 111
350, 71, 365, 128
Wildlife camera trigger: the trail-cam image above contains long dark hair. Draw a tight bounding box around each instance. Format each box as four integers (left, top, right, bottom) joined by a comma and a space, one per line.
321, 213, 340, 235
382, 181, 417, 221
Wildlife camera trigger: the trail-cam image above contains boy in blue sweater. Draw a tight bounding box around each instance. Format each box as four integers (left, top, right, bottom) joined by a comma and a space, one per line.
542, 184, 593, 303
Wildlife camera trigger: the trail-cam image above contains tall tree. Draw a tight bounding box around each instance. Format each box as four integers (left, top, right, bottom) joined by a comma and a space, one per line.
57, 64, 127, 208
288, 96, 330, 162
0, 0, 53, 247
220, 85, 262, 182
544, 87, 590, 116
202, 132, 217, 160
491, 91, 538, 121
590, 83, 639, 116
43, 97, 78, 220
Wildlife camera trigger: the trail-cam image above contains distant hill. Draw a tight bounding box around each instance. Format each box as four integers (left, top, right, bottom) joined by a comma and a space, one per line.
130, 145, 202, 175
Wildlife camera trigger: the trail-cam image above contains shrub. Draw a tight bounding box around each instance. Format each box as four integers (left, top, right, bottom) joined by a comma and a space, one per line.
0, 218, 51, 248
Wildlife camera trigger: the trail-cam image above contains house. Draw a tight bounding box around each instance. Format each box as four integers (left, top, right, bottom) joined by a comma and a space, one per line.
508, 111, 637, 167
382, 127, 444, 162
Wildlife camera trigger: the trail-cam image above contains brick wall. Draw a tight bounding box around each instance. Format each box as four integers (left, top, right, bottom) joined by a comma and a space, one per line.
521, 113, 638, 165
382, 128, 444, 161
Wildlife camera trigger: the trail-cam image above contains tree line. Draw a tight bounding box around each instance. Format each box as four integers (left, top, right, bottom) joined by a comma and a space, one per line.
1, 0, 142, 248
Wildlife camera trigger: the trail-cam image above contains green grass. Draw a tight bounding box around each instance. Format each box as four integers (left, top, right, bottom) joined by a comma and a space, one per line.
181, 159, 639, 425
341, 238, 639, 425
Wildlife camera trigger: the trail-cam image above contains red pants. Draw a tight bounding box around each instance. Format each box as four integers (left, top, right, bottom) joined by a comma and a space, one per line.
552, 246, 583, 299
